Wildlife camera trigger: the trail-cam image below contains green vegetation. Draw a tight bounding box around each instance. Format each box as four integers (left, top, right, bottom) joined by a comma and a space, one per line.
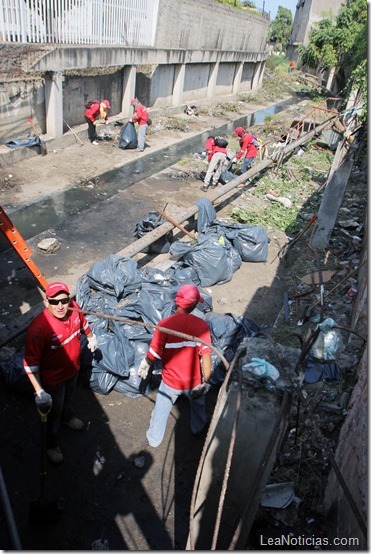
163, 117, 191, 132
298, 0, 367, 120
269, 6, 293, 49
230, 143, 333, 235
232, 203, 301, 234
215, 0, 259, 13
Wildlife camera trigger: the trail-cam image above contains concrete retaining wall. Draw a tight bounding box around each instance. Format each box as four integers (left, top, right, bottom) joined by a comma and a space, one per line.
63, 72, 124, 129
0, 0, 269, 145
154, 0, 268, 52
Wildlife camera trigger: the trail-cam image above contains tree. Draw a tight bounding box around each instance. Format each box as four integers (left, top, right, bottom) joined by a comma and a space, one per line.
298, 0, 367, 114
269, 6, 293, 48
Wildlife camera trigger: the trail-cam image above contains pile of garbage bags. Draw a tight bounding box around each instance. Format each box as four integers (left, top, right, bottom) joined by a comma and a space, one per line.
75, 253, 262, 397
0, 200, 270, 400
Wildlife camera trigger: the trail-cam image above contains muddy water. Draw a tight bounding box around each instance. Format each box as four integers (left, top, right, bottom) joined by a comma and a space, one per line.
0, 98, 296, 253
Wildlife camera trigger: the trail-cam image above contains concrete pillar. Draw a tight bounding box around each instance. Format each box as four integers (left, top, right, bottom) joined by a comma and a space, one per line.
232, 62, 243, 94
325, 67, 336, 93
251, 61, 262, 92
45, 71, 63, 138
207, 62, 219, 99
311, 142, 356, 249
121, 65, 136, 117
172, 63, 186, 107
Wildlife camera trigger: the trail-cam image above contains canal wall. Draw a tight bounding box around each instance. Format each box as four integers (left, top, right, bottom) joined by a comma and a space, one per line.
0, 0, 269, 145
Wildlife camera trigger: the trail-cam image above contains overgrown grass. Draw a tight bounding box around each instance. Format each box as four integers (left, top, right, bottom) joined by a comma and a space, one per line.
231, 143, 333, 235
232, 204, 302, 234
265, 55, 288, 71
163, 117, 191, 132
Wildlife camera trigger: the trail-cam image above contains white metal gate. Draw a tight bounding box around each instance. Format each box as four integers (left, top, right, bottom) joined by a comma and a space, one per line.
0, 0, 158, 45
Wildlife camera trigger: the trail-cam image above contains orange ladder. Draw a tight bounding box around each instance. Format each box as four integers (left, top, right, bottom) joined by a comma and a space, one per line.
0, 205, 48, 291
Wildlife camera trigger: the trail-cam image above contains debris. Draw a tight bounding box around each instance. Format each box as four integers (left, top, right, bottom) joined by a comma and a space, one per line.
37, 237, 60, 253
242, 358, 280, 382
310, 318, 344, 362
265, 193, 292, 208
300, 270, 337, 285
133, 455, 145, 469
346, 286, 357, 297
260, 482, 295, 509
91, 539, 109, 550
184, 105, 198, 116
93, 450, 106, 476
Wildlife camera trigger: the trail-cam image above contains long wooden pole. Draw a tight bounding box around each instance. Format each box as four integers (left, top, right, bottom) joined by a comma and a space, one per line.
156, 208, 196, 240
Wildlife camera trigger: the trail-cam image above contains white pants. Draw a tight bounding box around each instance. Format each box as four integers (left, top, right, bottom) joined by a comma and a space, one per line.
204, 152, 227, 187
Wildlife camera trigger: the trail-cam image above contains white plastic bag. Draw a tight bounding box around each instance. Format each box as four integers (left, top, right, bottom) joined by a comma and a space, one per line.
310, 318, 344, 361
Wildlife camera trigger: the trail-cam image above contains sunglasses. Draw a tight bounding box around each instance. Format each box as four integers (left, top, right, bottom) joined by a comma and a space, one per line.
47, 297, 70, 306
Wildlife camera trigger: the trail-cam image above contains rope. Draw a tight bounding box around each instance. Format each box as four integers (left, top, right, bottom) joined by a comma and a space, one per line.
68, 306, 230, 372
188, 346, 245, 550
211, 348, 243, 550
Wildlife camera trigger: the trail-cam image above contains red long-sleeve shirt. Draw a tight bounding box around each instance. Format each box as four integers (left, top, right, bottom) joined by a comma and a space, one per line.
132, 104, 149, 126
146, 311, 212, 390
236, 132, 258, 160
84, 102, 108, 123
205, 138, 227, 162
23, 300, 91, 386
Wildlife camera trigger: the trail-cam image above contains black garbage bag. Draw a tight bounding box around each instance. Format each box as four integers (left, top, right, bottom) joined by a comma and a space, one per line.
119, 121, 138, 149
86, 254, 142, 298
135, 211, 173, 254
0, 349, 34, 396
170, 234, 238, 287
218, 160, 238, 185
113, 341, 149, 398
195, 198, 217, 234
210, 222, 269, 263
205, 312, 260, 383
89, 324, 135, 379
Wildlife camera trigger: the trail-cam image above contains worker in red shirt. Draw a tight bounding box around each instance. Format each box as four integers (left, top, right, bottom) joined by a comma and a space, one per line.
232, 126, 258, 173
201, 135, 228, 192
84, 99, 111, 145
23, 281, 98, 464
130, 98, 149, 152
138, 284, 212, 447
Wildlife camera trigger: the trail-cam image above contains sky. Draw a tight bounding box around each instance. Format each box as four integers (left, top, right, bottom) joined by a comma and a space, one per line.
259, 0, 298, 20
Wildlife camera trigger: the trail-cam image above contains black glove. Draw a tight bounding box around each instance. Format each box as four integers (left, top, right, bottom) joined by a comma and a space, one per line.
190, 383, 211, 400
35, 389, 52, 408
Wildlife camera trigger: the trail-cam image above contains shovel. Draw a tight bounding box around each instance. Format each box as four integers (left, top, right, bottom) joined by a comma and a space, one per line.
29, 405, 61, 525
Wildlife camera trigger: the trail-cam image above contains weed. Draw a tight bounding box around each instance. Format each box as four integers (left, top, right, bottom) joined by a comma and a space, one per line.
163, 117, 191, 132
231, 203, 301, 234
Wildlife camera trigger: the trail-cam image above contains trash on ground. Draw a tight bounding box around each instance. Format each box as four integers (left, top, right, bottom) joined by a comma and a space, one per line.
300, 270, 337, 285
242, 357, 280, 382
260, 482, 295, 509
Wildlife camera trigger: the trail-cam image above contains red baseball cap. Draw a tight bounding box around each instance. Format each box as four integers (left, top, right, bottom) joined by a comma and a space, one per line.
45, 281, 70, 297
233, 126, 245, 137
130, 98, 138, 105
175, 285, 204, 309
102, 100, 111, 109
